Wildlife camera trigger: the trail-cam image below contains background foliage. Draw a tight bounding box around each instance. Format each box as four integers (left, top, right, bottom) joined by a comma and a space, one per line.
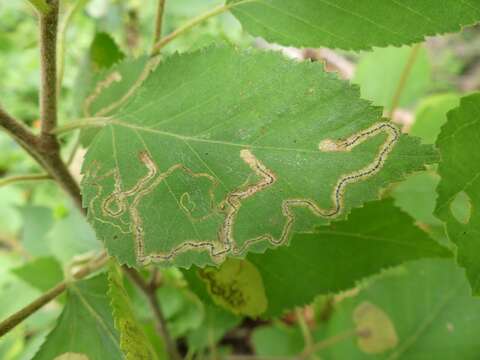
1, 0, 480, 358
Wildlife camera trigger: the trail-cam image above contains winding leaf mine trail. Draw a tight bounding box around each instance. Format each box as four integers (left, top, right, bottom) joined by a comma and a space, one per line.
86, 122, 400, 264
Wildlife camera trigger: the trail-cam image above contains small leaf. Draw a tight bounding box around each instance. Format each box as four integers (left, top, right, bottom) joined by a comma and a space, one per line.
227, 0, 480, 50
353, 45, 430, 109
158, 285, 204, 338
392, 171, 442, 227
33, 274, 124, 360
108, 263, 158, 360
81, 46, 437, 268
197, 258, 268, 317
411, 93, 460, 144
89, 33, 125, 71
435, 92, 480, 293
324, 259, 480, 359
12, 257, 63, 293
46, 205, 101, 265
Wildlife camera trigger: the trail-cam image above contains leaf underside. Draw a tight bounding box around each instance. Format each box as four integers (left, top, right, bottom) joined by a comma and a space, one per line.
81, 46, 437, 268
228, 0, 480, 50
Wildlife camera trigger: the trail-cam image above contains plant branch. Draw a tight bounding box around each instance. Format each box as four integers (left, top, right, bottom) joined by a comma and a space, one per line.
0, 107, 83, 212
0, 106, 41, 159
152, 0, 166, 50
52, 117, 111, 135
123, 266, 181, 360
299, 329, 369, 359
39, 0, 59, 137
0, 173, 51, 188
36, 0, 86, 212
151, 0, 255, 55
0, 251, 108, 338
296, 308, 318, 360
389, 43, 422, 117
151, 3, 227, 55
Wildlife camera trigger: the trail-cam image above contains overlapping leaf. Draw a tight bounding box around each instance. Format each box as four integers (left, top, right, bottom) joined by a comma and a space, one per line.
81, 46, 437, 268
185, 200, 451, 317
324, 259, 480, 359
227, 0, 480, 50
435, 93, 480, 293
249, 259, 480, 358
108, 264, 158, 360
33, 274, 124, 360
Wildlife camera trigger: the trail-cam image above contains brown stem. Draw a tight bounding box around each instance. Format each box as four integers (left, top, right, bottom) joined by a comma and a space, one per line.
39, 0, 59, 137
0, 252, 108, 338
153, 0, 166, 47
39, 149, 84, 212
151, 3, 229, 55
0, 173, 51, 188
148, 268, 162, 289
0, 7, 87, 329
0, 104, 83, 211
388, 43, 422, 117
123, 267, 181, 360
37, 0, 85, 212
0, 106, 42, 161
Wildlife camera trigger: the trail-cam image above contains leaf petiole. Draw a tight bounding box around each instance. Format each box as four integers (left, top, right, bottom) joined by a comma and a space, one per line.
51, 117, 112, 135
151, 0, 258, 55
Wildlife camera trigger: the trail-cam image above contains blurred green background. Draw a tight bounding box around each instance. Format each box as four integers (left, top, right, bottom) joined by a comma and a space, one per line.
1, 0, 480, 358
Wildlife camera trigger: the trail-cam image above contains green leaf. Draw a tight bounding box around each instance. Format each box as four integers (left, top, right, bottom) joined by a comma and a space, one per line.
353, 45, 430, 109
0, 254, 40, 321
12, 257, 63, 293
90, 32, 125, 71
186, 304, 240, 352
392, 171, 441, 227
46, 205, 101, 265
73, 30, 147, 146
0, 186, 23, 237
80, 56, 149, 119
411, 93, 460, 144
323, 259, 480, 359
185, 199, 451, 317
252, 324, 304, 357
0, 327, 24, 360
392, 171, 451, 248
81, 46, 437, 268
33, 274, 125, 360
197, 258, 268, 317
17, 206, 54, 257
227, 0, 480, 50
108, 263, 158, 360
435, 92, 480, 293
158, 285, 204, 338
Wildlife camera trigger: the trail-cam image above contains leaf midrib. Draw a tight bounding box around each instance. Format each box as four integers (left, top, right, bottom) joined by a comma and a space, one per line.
313, 230, 443, 251
70, 283, 122, 353
107, 120, 321, 154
